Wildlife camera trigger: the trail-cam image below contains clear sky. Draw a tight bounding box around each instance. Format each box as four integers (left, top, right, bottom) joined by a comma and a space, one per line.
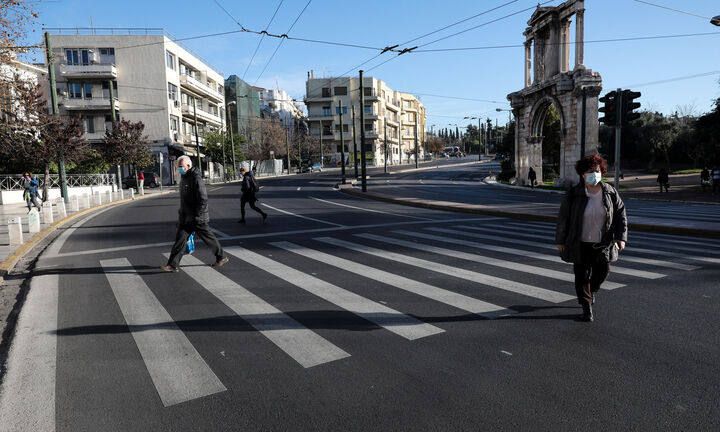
24, 0, 720, 129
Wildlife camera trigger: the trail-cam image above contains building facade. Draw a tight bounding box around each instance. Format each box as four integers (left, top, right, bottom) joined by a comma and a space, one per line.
224, 75, 260, 138
0, 57, 47, 122
45, 28, 226, 184
304, 73, 426, 166
255, 87, 305, 130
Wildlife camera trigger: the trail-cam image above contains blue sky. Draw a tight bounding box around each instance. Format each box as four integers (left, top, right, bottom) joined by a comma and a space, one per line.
26, 0, 720, 128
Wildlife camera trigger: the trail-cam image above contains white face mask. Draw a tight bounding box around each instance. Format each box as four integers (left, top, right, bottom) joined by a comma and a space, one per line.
585, 172, 602, 186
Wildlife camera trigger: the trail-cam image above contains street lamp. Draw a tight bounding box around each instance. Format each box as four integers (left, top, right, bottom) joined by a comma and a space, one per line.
226, 101, 237, 180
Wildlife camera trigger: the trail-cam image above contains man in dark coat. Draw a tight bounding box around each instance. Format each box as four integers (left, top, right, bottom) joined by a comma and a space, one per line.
161, 156, 228, 272
238, 166, 268, 224
528, 167, 537, 188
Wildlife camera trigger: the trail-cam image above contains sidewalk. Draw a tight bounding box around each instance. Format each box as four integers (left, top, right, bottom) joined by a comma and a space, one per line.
0, 186, 176, 279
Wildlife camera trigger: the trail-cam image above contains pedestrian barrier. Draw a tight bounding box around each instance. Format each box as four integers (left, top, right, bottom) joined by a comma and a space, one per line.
42, 201, 53, 224
119, 189, 124, 200
69, 195, 79, 212
7, 217, 23, 245
94, 190, 103, 206
129, 188, 135, 200
82, 193, 90, 210
105, 190, 112, 203
28, 208, 40, 233
55, 198, 67, 219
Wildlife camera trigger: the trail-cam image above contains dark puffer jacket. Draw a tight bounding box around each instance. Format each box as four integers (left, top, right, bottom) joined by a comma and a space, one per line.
178, 166, 209, 225
555, 182, 628, 264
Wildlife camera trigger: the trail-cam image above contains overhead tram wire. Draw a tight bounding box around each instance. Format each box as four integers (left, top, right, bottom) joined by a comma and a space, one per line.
212, 0, 247, 29
241, 0, 286, 80
621, 70, 720, 89
254, 0, 313, 85
632, 0, 712, 21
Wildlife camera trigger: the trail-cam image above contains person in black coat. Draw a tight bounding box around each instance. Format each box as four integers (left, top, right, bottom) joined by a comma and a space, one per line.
528, 167, 537, 188
238, 166, 268, 224
555, 154, 628, 322
656, 168, 669, 193
161, 156, 228, 272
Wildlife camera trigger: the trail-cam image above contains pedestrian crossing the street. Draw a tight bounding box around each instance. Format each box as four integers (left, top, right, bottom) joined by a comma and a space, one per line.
65, 221, 720, 406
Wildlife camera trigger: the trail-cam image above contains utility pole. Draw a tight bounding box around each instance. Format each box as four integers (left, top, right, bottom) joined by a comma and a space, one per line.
414, 118, 418, 169
108, 78, 121, 188
384, 120, 388, 174
319, 119, 323, 169
614, 88, 623, 191
352, 104, 358, 178
359, 70, 367, 192
339, 100, 346, 184
228, 110, 236, 180
486, 119, 492, 156
44, 32, 68, 203
192, 97, 202, 176
285, 127, 290, 175
478, 118, 482, 161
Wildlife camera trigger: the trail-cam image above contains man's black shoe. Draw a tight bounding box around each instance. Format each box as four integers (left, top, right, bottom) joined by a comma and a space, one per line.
262, 214, 268, 224
212, 257, 229, 267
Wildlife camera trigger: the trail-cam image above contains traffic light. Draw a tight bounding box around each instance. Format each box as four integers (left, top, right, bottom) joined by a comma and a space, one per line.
599, 90, 618, 126
621, 89, 641, 125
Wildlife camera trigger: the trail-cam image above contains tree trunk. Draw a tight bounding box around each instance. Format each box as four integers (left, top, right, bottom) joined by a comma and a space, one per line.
43, 163, 50, 202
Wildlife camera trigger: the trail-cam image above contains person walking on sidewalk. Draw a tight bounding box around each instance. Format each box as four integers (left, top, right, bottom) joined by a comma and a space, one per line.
161, 156, 228, 272
712, 166, 720, 195
555, 154, 627, 323
137, 170, 145, 192
700, 167, 710, 191
238, 166, 268, 224
22, 172, 42, 212
656, 168, 669, 193
528, 167, 537, 188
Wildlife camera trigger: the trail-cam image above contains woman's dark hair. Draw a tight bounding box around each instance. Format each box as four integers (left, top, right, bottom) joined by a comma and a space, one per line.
23, 172, 31, 177
575, 154, 607, 176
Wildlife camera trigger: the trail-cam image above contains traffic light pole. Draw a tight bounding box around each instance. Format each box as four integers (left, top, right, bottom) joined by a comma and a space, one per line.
614, 88, 623, 191
45, 32, 69, 203
359, 70, 367, 192
339, 100, 346, 184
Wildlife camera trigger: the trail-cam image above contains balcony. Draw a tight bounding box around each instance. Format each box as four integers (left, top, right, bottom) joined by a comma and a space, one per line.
363, 89, 380, 101
61, 96, 119, 111
181, 104, 223, 125
59, 63, 117, 79
182, 134, 204, 145
180, 74, 224, 102
84, 131, 107, 141
307, 113, 335, 121
385, 117, 399, 126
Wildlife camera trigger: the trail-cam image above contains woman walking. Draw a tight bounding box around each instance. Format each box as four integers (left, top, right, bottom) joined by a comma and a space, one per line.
555, 155, 628, 322
22, 172, 42, 212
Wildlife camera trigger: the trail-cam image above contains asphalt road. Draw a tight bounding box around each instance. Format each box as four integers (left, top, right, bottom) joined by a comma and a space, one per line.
1, 164, 719, 431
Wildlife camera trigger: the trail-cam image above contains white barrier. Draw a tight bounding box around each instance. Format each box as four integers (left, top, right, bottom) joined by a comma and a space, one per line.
105, 190, 112, 203
8, 217, 23, 245
119, 189, 124, 200
69, 195, 79, 212
42, 201, 53, 224
28, 209, 40, 233
94, 191, 102, 206
129, 188, 135, 199
55, 198, 67, 219
82, 193, 90, 210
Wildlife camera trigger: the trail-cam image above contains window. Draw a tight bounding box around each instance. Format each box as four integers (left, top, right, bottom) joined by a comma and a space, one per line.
334, 86, 347, 95
335, 106, 348, 115
85, 116, 95, 133
99, 48, 114, 56
68, 83, 83, 99
65, 49, 89, 65
363, 87, 373, 97
170, 116, 179, 132
364, 105, 372, 115
334, 124, 349, 133
364, 122, 374, 132
406, 113, 415, 122
168, 83, 178, 100
101, 81, 118, 98
321, 87, 330, 97
83, 83, 93, 99
166, 51, 176, 70
322, 106, 330, 116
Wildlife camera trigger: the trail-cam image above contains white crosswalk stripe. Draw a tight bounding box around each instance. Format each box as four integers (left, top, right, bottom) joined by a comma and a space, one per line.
172, 254, 350, 368
224, 246, 444, 340
387, 230, 625, 290
314, 237, 575, 303
269, 241, 514, 319
100, 258, 227, 407
427, 227, 666, 280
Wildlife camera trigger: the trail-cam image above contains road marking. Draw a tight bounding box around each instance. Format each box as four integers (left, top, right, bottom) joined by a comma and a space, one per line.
317, 237, 574, 303
224, 247, 443, 340
208, 187, 223, 192
44, 205, 116, 256
501, 350, 513, 356
270, 241, 513, 319
309, 196, 432, 220
0, 274, 58, 432
260, 203, 346, 227
432, 227, 666, 280
210, 227, 230, 238
386, 230, 625, 290
174, 254, 349, 368
100, 258, 226, 407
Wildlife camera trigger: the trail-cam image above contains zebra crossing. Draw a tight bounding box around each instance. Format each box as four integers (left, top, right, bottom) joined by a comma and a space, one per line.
92, 221, 720, 406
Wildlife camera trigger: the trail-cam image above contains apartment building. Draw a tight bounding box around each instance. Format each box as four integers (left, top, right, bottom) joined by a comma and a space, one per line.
304, 73, 426, 166
45, 28, 225, 184
225, 75, 260, 138
0, 57, 47, 121
255, 87, 305, 130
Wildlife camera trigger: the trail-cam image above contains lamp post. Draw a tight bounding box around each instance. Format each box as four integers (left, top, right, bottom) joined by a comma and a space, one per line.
226, 101, 237, 180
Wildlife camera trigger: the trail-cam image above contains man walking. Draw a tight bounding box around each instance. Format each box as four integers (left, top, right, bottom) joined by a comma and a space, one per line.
161, 156, 228, 272
528, 167, 537, 189
238, 166, 268, 224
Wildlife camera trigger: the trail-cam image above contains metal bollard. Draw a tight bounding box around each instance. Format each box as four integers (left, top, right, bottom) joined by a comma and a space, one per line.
55, 197, 67, 219
69, 195, 79, 212
28, 209, 40, 233
8, 217, 23, 245
41, 201, 53, 224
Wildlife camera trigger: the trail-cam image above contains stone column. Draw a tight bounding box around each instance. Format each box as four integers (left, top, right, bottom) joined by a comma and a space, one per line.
547, 21, 560, 78
560, 19, 571, 72
524, 41, 532, 87
575, 9, 585, 68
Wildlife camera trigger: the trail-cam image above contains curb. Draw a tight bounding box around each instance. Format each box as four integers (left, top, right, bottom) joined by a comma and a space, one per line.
339, 187, 720, 240
0, 190, 174, 280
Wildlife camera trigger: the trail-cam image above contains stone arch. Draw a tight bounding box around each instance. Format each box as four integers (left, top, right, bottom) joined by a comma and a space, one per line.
529, 96, 566, 182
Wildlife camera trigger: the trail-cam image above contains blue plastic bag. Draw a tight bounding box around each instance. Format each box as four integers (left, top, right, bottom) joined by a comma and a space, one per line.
184, 232, 195, 254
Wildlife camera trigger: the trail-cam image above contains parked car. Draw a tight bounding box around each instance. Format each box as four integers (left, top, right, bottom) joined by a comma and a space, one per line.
309, 162, 323, 172
122, 172, 159, 189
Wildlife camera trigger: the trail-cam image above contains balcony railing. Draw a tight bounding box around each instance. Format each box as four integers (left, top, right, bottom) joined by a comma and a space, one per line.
61, 96, 119, 110
180, 74, 223, 101
59, 63, 117, 78
181, 104, 222, 125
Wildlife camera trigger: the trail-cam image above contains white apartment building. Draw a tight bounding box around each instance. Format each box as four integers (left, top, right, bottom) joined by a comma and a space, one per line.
45, 28, 226, 184
304, 73, 426, 166
0, 57, 47, 120
256, 87, 305, 130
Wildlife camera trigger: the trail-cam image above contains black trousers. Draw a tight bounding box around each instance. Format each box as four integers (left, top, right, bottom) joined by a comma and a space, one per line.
240, 193, 266, 220
573, 242, 611, 306
166, 222, 224, 267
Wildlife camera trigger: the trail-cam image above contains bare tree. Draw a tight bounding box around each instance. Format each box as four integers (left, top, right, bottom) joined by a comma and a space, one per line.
426, 135, 445, 157
101, 119, 153, 183
246, 117, 285, 160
